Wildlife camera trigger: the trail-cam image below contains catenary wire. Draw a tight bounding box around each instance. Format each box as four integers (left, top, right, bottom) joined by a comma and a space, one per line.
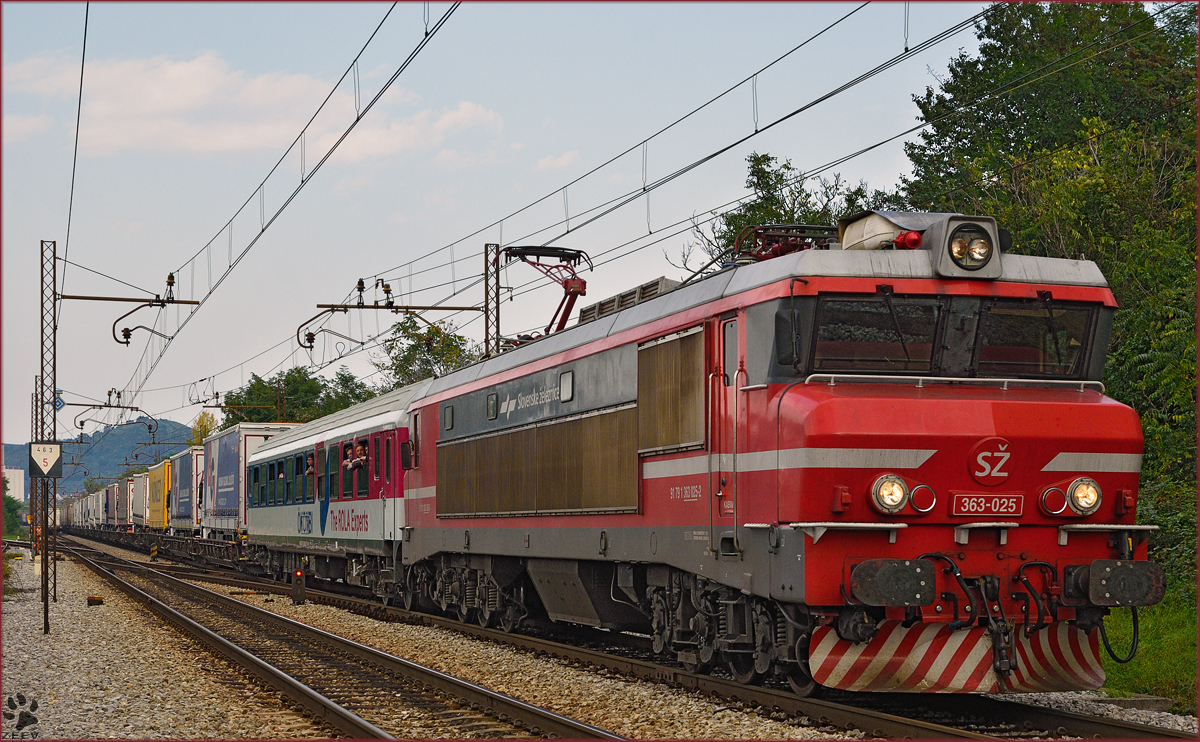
117, 3, 461, 417
364, 2, 873, 283
56, 1, 90, 327
111, 3, 1179, 419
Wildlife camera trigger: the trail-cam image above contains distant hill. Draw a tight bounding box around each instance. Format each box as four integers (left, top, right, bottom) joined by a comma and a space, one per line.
3, 417, 191, 499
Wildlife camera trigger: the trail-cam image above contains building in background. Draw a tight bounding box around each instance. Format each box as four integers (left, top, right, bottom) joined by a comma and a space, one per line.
4, 466, 27, 502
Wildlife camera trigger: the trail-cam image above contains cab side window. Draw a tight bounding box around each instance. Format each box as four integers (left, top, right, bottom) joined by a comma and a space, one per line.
412, 412, 421, 468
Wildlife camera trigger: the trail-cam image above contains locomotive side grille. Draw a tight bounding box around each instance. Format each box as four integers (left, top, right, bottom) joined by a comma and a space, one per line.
437, 406, 637, 516
638, 328, 705, 453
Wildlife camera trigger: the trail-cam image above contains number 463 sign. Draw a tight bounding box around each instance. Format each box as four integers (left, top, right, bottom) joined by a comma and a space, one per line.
29, 442, 62, 479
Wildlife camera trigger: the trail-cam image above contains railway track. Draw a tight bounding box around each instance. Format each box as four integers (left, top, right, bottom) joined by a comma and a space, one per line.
64, 543, 622, 740
66, 536, 1192, 740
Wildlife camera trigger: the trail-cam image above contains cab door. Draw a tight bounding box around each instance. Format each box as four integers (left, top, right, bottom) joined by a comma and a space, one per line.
710, 314, 741, 555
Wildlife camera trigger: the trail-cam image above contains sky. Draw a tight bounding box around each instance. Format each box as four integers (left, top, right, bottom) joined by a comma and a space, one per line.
2, 1, 990, 447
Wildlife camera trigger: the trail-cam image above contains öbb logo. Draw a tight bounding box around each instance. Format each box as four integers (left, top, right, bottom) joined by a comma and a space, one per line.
969, 437, 1012, 485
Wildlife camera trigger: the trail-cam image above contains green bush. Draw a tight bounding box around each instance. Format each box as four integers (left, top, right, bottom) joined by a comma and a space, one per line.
1100, 592, 1197, 714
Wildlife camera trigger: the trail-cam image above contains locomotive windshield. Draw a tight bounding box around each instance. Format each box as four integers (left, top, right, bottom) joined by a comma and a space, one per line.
776, 294, 1100, 380
813, 297, 941, 373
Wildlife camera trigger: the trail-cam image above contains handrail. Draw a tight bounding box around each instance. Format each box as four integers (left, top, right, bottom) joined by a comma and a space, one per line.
805, 373, 1104, 393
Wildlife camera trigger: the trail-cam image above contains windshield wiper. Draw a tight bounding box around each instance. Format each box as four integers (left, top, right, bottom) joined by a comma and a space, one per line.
1037, 291, 1064, 369
876, 285, 912, 365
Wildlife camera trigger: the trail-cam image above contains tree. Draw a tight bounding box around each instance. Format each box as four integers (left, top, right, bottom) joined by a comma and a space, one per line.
218, 365, 376, 431
962, 118, 1196, 481
901, 2, 1196, 210
314, 366, 376, 417
373, 316, 480, 391
674, 153, 898, 273
896, 4, 1197, 595
187, 411, 218, 446
4, 479, 26, 539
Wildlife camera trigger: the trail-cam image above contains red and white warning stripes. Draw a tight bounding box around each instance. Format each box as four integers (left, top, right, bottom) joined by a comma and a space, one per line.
1002, 621, 1105, 692
809, 620, 1104, 693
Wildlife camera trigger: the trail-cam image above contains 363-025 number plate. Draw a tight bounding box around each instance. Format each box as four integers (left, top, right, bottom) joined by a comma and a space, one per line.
951, 493, 1023, 516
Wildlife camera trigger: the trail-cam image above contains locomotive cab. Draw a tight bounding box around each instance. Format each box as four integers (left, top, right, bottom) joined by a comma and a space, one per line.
735, 210, 1166, 693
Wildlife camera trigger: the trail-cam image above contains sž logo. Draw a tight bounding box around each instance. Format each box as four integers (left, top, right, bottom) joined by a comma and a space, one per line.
969, 436, 1012, 486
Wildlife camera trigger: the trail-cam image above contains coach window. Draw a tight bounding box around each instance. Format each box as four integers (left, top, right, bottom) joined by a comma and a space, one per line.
282, 458, 293, 505
268, 462, 277, 505
357, 438, 369, 498
293, 454, 305, 503
305, 452, 316, 503
259, 465, 267, 507
487, 393, 498, 420
373, 436, 381, 480
251, 466, 260, 507
315, 451, 325, 502
384, 438, 392, 483
327, 447, 338, 500
341, 443, 354, 499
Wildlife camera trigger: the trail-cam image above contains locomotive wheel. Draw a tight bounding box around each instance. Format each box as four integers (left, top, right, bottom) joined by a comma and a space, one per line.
457, 599, 473, 623
650, 592, 670, 655
679, 651, 715, 675
681, 612, 717, 674
728, 653, 763, 685
499, 603, 522, 633
401, 570, 418, 611
786, 666, 820, 697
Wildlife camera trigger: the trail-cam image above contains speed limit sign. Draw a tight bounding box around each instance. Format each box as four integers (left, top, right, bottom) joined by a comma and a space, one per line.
29, 442, 62, 479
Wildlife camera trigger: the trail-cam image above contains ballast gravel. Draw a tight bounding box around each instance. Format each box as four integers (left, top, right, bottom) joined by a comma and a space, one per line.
68, 537, 1200, 737
1, 548, 329, 740
194, 579, 853, 740
997, 692, 1197, 735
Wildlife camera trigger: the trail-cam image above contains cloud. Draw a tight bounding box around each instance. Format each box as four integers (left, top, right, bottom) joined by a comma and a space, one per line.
3, 53, 503, 161
2, 114, 53, 144
536, 150, 578, 171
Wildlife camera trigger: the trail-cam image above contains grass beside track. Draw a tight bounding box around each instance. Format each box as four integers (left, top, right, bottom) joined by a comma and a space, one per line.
1100, 589, 1197, 714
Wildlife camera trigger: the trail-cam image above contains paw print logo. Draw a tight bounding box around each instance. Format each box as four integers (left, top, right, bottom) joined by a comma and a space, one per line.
3, 694, 38, 731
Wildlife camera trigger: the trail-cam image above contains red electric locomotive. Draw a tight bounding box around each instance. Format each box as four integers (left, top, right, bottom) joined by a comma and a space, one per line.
252, 209, 1166, 696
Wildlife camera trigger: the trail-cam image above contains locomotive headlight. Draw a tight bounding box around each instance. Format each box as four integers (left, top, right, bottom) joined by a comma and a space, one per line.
871, 474, 909, 514
948, 224, 993, 271
1067, 477, 1102, 515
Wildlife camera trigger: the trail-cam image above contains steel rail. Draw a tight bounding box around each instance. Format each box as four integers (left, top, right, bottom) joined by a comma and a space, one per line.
67, 548, 393, 740
64, 543, 623, 740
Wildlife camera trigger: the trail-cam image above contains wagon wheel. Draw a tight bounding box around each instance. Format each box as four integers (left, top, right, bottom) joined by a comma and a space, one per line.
456, 597, 473, 623
728, 653, 762, 685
